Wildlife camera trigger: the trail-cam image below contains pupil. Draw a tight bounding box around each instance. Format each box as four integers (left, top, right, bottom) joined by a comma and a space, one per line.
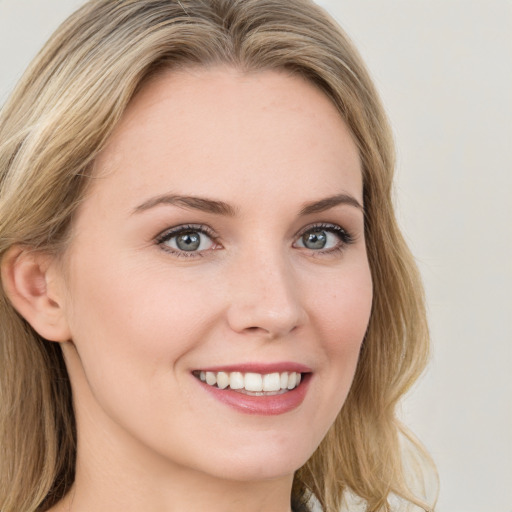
176, 232, 200, 251
304, 231, 327, 249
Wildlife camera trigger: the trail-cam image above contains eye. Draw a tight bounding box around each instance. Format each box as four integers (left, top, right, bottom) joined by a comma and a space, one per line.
157, 225, 217, 255
294, 224, 353, 252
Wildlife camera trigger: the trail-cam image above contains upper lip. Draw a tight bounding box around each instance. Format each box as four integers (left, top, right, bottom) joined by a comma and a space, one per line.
194, 362, 312, 374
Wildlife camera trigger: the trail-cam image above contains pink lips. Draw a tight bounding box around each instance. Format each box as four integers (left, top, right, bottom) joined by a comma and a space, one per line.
194, 362, 312, 416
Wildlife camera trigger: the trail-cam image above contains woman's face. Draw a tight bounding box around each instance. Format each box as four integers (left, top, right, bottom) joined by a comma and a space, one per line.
57, 67, 372, 483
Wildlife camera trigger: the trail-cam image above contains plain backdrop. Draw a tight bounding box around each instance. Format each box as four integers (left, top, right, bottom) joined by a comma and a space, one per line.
1, 1, 511, 511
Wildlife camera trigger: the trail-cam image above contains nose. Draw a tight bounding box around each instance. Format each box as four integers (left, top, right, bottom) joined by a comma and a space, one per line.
225, 249, 307, 339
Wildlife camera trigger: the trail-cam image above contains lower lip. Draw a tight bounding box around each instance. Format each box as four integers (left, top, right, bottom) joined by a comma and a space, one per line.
197, 374, 311, 415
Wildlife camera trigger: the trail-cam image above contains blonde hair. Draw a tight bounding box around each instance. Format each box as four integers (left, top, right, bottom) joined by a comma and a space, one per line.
0, 1, 435, 511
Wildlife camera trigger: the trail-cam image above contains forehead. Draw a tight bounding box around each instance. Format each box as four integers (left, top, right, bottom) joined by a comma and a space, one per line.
89, 66, 362, 212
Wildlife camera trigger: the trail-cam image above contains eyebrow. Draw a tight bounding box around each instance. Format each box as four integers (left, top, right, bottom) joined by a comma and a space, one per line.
132, 192, 363, 217
299, 193, 363, 215
133, 194, 237, 216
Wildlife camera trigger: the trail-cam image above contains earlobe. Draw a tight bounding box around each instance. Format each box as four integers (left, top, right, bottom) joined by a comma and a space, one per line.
1, 246, 71, 342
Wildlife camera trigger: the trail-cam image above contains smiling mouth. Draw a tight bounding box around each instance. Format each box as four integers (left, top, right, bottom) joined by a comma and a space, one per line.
193, 370, 303, 395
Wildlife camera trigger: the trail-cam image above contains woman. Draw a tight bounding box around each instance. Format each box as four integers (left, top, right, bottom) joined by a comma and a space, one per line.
0, 1, 436, 511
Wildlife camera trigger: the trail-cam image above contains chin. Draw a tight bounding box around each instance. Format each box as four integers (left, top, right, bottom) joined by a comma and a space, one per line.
204, 459, 303, 484
189, 435, 317, 483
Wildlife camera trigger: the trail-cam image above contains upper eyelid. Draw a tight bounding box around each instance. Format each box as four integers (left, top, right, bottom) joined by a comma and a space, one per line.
294, 222, 351, 237
156, 222, 347, 237
156, 223, 217, 242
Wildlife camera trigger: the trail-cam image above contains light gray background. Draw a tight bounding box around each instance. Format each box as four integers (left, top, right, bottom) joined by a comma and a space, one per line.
1, 1, 511, 511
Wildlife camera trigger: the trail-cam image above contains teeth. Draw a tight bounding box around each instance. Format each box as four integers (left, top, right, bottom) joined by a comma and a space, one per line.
205, 371, 217, 386
197, 370, 303, 392
216, 371, 229, 389
287, 372, 297, 390
230, 371, 244, 390
263, 372, 281, 392
244, 373, 263, 392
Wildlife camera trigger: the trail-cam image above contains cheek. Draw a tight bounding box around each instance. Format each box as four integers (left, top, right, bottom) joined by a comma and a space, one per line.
315, 263, 373, 347
308, 262, 372, 405
73, 273, 204, 338
63, 254, 219, 393
62, 262, 225, 450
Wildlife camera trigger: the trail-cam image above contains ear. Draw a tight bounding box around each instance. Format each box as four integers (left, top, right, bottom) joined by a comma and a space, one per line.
1, 246, 71, 342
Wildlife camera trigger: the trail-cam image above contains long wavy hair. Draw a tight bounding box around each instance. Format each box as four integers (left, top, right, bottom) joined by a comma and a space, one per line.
0, 1, 435, 511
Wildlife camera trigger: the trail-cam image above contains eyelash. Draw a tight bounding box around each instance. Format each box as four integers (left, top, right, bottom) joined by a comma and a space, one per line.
155, 222, 355, 258
156, 224, 219, 258
295, 223, 355, 255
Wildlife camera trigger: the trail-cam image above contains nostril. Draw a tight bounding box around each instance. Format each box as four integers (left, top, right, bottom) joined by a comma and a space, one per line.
244, 326, 279, 336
